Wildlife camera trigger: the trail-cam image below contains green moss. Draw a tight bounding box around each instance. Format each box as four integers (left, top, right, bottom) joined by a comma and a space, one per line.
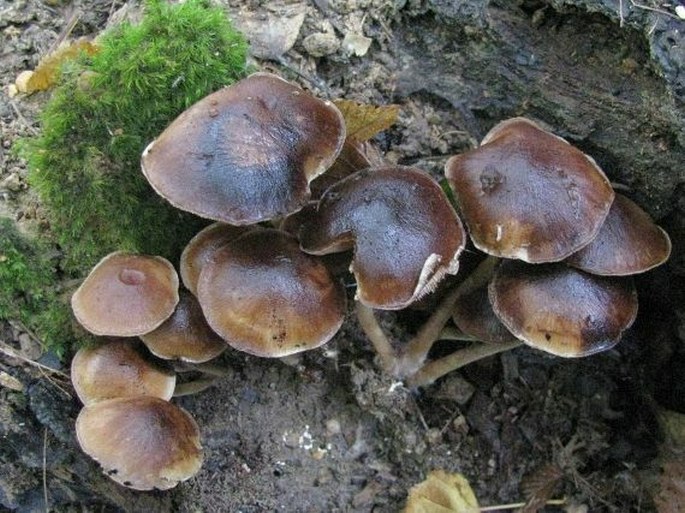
0, 218, 78, 354
12, 0, 247, 354
21, 0, 248, 275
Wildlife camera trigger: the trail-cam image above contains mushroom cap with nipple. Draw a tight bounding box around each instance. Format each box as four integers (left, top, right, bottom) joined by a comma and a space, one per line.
71, 251, 179, 337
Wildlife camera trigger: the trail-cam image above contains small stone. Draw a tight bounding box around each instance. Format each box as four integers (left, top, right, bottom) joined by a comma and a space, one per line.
425, 428, 443, 445
0, 173, 22, 192
325, 418, 341, 437
302, 32, 340, 57
341, 31, 372, 57
18, 333, 42, 361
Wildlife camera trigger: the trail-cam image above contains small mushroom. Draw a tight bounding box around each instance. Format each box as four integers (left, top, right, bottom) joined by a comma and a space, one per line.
141, 72, 346, 225
140, 290, 226, 363
300, 166, 467, 310
566, 193, 672, 275
489, 260, 638, 357
445, 117, 615, 263
75, 396, 202, 490
71, 252, 179, 337
71, 339, 176, 405
180, 222, 249, 296
197, 229, 346, 357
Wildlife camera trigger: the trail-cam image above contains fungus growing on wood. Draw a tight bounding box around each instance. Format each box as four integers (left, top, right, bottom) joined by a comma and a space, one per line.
489, 260, 638, 357
140, 290, 226, 363
197, 229, 346, 357
75, 396, 202, 490
300, 166, 466, 310
71, 251, 179, 337
71, 339, 176, 405
566, 193, 672, 275
445, 117, 615, 263
141, 72, 346, 225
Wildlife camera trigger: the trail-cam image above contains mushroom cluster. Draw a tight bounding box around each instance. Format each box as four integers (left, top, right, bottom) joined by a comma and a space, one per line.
70, 73, 672, 489
70, 253, 219, 490
411, 117, 671, 386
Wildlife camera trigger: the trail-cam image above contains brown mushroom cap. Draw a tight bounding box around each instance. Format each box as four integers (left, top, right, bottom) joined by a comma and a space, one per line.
489, 260, 638, 357
299, 166, 467, 310
180, 223, 249, 296
566, 193, 672, 275
71, 252, 179, 337
141, 72, 346, 225
445, 117, 615, 263
140, 290, 226, 363
452, 280, 519, 344
197, 229, 346, 357
76, 396, 202, 490
71, 339, 176, 405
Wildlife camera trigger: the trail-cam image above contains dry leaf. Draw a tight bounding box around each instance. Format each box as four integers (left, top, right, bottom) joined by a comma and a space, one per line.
403, 470, 480, 513
15, 38, 98, 94
520, 463, 564, 513
334, 99, 399, 142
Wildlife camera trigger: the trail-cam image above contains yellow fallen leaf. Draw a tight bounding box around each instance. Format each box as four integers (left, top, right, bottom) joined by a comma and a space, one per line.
403, 470, 480, 513
333, 99, 399, 142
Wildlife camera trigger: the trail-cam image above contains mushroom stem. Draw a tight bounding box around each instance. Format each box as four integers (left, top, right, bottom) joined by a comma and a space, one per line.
395, 256, 499, 377
355, 302, 398, 374
406, 340, 523, 388
173, 361, 230, 377
438, 325, 478, 342
173, 378, 217, 397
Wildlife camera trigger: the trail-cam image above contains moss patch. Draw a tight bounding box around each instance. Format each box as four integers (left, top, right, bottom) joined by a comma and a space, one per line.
20, 0, 248, 275
0, 218, 76, 354
11, 0, 248, 354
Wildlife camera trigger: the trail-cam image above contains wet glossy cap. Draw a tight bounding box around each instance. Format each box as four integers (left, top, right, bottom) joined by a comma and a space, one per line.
71, 339, 176, 405
71, 252, 179, 337
489, 260, 638, 357
180, 223, 249, 296
300, 166, 467, 310
141, 290, 227, 363
566, 193, 672, 275
141, 72, 346, 225
76, 396, 202, 490
445, 117, 615, 263
197, 229, 346, 357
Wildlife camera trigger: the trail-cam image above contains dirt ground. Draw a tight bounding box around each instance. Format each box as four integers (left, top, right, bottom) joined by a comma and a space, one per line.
2, 0, 685, 512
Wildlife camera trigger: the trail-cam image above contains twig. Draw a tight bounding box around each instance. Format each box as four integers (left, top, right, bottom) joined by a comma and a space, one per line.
629, 0, 681, 20
43, 427, 49, 513
9, 100, 39, 135
619, 0, 624, 27
480, 498, 566, 511
0, 340, 69, 379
